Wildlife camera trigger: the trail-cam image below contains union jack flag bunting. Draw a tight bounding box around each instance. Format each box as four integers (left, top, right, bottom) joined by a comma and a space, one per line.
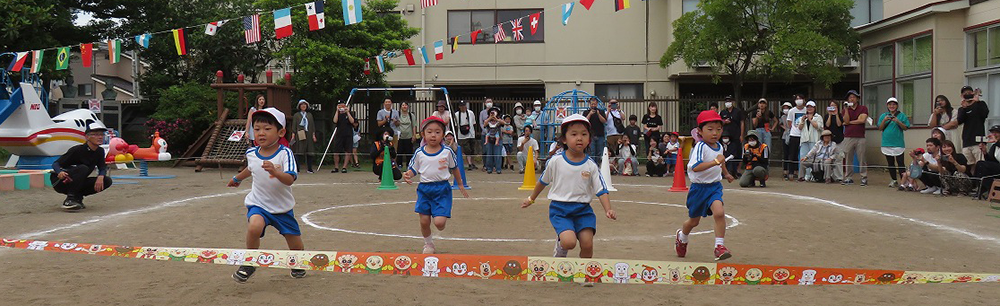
511, 18, 524, 41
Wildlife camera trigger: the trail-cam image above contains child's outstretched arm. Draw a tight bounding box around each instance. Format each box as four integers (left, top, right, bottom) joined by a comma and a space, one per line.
228, 168, 252, 187
597, 194, 616, 220
451, 167, 469, 198
719, 157, 735, 182
402, 169, 415, 184
522, 183, 546, 208
691, 154, 725, 172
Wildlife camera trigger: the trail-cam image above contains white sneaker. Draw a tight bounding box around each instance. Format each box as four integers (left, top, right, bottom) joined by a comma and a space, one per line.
932, 188, 943, 195
888, 180, 898, 188
919, 187, 936, 194
422, 243, 436, 254
553, 240, 568, 257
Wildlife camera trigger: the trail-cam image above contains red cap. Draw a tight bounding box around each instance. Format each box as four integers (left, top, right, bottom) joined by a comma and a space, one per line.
696, 110, 723, 125
421, 116, 446, 131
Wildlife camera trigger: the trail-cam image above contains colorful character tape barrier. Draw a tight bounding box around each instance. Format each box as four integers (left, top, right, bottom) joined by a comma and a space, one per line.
3, 238, 998, 285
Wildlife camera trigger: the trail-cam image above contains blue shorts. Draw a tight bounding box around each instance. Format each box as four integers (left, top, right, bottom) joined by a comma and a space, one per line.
549, 201, 597, 235
686, 182, 724, 218
247, 206, 301, 237
415, 180, 453, 217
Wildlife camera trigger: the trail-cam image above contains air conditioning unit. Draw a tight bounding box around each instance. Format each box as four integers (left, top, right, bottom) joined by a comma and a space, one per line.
692, 60, 712, 68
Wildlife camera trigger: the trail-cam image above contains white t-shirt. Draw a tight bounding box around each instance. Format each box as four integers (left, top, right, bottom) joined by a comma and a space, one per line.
408, 145, 458, 183
687, 141, 724, 184
928, 108, 959, 141
786, 107, 807, 137
665, 141, 680, 153
922, 152, 938, 167
539, 153, 609, 203
518, 136, 539, 153
244, 145, 298, 214
455, 110, 477, 140
618, 144, 635, 160
549, 142, 564, 156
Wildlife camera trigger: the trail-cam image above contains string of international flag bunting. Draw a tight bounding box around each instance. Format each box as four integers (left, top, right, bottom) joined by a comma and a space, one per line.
4, 0, 640, 75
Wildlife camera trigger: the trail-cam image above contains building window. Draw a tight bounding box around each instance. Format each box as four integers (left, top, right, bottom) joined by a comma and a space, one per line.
595, 84, 643, 100
448, 9, 544, 44
850, 0, 883, 27
897, 35, 932, 76
682, 0, 700, 14
78, 84, 93, 97
862, 83, 892, 117
863, 45, 893, 82
896, 77, 931, 122
969, 26, 1000, 69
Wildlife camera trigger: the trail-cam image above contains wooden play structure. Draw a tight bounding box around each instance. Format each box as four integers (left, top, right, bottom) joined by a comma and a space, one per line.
173, 71, 295, 171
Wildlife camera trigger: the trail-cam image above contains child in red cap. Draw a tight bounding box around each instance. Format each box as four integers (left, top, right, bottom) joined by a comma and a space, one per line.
675, 110, 735, 261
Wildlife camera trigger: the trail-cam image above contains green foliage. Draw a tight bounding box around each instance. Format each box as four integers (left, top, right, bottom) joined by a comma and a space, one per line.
661, 0, 860, 97
148, 82, 235, 153
255, 0, 420, 103
1, 0, 97, 83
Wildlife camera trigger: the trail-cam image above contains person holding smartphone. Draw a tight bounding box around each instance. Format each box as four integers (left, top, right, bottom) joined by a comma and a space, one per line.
953, 86, 989, 174
878, 97, 910, 188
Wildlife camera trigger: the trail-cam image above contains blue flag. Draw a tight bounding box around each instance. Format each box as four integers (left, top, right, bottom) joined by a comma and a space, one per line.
418, 46, 429, 64
342, 0, 363, 25
562, 2, 574, 26
135, 33, 152, 48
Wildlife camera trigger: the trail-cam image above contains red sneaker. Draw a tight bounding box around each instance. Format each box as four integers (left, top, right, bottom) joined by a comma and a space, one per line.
674, 229, 688, 258
714, 245, 732, 261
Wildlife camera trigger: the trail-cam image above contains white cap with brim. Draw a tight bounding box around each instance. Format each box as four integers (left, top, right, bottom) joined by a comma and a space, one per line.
252, 107, 287, 129
560, 114, 590, 130
533, 100, 542, 106
886, 97, 898, 104
782, 102, 793, 108
806, 101, 816, 107
85, 122, 108, 133
298, 99, 309, 107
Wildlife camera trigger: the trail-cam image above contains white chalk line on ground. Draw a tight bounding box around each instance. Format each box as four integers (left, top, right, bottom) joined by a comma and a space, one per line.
299, 197, 740, 242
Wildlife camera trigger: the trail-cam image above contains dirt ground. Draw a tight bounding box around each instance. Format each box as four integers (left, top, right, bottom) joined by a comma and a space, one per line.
1, 165, 999, 305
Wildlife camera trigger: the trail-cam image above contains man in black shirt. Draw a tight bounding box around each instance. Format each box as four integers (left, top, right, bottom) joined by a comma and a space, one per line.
51, 123, 113, 210
719, 96, 745, 176
949, 86, 989, 173
584, 98, 607, 163
331, 102, 357, 173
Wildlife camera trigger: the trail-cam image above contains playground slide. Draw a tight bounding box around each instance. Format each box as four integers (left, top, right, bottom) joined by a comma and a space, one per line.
0, 87, 23, 126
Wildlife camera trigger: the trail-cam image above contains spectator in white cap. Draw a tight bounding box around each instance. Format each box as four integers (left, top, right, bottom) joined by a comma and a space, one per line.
513, 102, 528, 132
292, 99, 317, 173
51, 122, 114, 210
795, 100, 823, 181
784, 95, 807, 181
526, 100, 543, 140
878, 97, 910, 188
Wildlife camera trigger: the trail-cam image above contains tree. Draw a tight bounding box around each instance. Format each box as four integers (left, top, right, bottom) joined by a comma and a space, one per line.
1, 0, 98, 85
660, 0, 860, 101
255, 0, 419, 104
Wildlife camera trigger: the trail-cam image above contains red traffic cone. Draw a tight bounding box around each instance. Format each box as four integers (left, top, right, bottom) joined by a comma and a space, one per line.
668, 147, 689, 192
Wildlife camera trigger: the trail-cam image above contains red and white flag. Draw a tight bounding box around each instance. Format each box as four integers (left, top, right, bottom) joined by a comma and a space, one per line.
205, 20, 226, 35
511, 18, 524, 41
420, 0, 437, 8
244, 14, 261, 44
494, 24, 506, 43
306, 1, 326, 31
529, 12, 541, 35
364, 58, 371, 75
7, 51, 28, 72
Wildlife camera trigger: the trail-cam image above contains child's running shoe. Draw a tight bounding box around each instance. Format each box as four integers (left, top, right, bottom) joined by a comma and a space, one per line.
422, 243, 436, 254
233, 266, 256, 283
290, 269, 307, 278
714, 245, 732, 261
553, 240, 568, 257
674, 229, 687, 258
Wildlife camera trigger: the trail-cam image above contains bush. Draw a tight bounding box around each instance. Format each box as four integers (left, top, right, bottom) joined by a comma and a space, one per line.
148, 82, 237, 155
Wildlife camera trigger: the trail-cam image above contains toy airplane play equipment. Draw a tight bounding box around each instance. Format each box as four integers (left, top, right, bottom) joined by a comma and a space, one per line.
0, 81, 106, 170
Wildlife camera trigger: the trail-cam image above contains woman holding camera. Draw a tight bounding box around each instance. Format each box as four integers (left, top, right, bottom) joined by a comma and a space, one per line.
371, 130, 402, 180
878, 97, 910, 188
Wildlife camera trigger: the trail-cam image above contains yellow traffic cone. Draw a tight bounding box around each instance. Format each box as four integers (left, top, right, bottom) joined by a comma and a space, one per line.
518, 146, 537, 190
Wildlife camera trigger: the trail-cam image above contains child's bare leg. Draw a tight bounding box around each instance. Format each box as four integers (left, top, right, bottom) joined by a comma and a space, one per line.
681, 217, 701, 235
433, 216, 447, 231
419, 214, 433, 238
710, 200, 726, 239
577, 229, 595, 258
558, 230, 578, 251
246, 215, 266, 249
283, 234, 304, 250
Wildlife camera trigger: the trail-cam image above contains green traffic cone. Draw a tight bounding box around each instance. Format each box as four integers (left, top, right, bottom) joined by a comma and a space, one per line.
377, 148, 398, 190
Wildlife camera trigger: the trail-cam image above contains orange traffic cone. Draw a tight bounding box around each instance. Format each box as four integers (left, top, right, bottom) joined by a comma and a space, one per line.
668, 147, 689, 192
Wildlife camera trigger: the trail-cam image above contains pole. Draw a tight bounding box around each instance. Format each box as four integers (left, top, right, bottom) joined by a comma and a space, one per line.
420, 5, 426, 88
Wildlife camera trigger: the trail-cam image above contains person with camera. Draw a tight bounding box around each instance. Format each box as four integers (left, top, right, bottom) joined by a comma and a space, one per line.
585, 97, 608, 163
516, 125, 539, 174
750, 98, 774, 151
720, 96, 745, 177
795, 101, 824, 181
606, 99, 626, 154
949, 86, 989, 174
878, 97, 910, 188
739, 131, 769, 187
933, 140, 973, 196
784, 95, 808, 181
929, 95, 958, 141
973, 125, 1000, 199
455, 101, 478, 170
825, 101, 844, 144
916, 138, 944, 195
292, 100, 317, 173
371, 130, 402, 181
483, 109, 504, 174
331, 102, 357, 173
615, 135, 639, 176
840, 90, 870, 186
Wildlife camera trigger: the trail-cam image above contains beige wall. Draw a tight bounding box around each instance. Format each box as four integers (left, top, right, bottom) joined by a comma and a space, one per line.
882, 0, 937, 18
387, 0, 678, 98
966, 0, 1000, 27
